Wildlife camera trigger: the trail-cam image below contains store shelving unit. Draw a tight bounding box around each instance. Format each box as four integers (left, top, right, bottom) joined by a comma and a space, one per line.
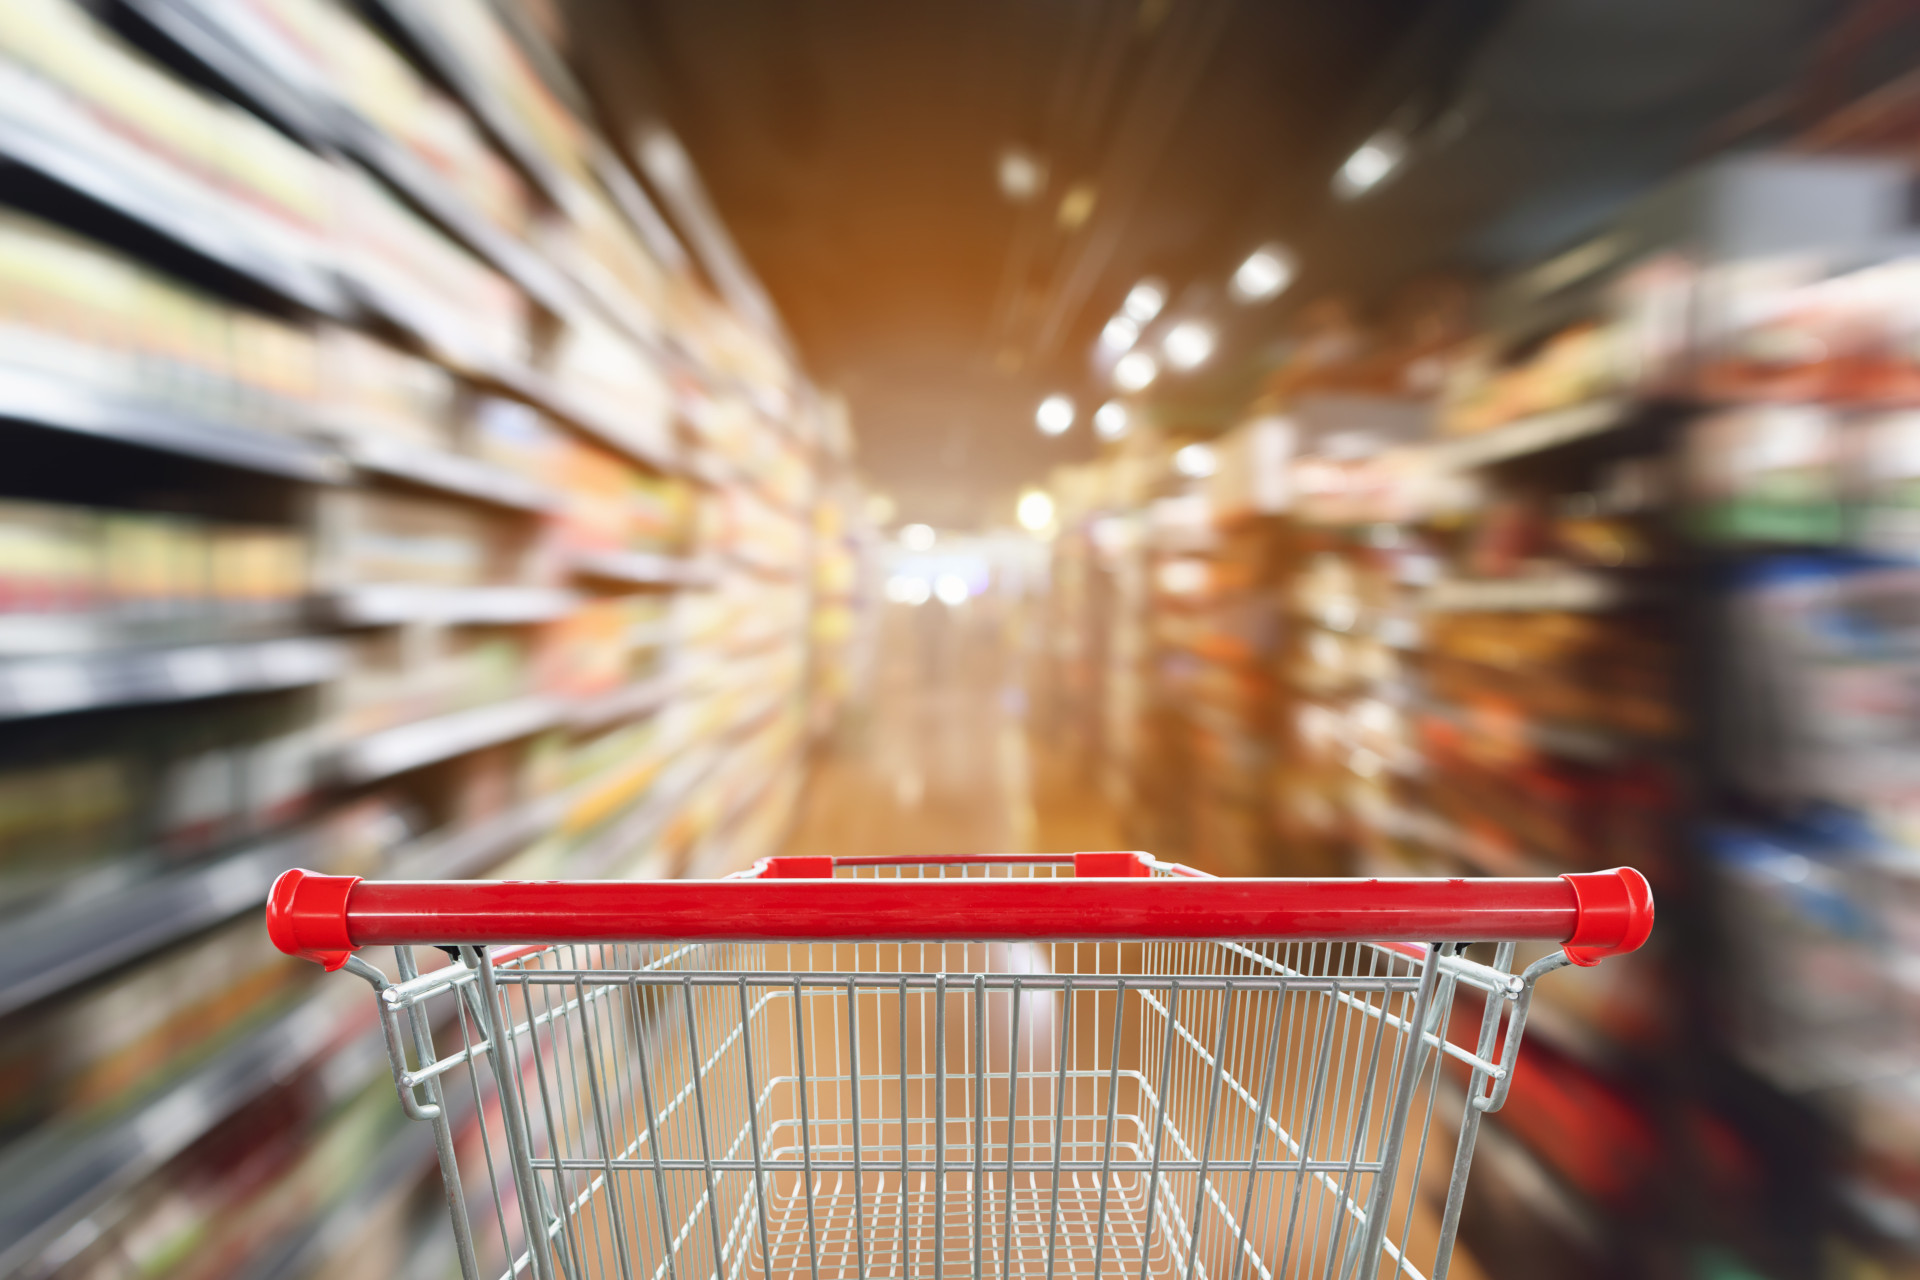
0, 991, 378, 1276
0, 826, 321, 1019
0, 0, 863, 1274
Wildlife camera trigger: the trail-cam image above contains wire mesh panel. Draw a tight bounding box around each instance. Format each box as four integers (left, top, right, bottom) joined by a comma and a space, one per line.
298, 855, 1656, 1280
376, 936, 1499, 1278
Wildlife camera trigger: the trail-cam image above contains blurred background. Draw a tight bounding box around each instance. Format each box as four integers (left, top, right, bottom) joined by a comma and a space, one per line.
0, 0, 1916, 1277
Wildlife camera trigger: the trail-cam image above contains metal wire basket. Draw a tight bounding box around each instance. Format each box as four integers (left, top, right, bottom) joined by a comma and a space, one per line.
266, 852, 1653, 1280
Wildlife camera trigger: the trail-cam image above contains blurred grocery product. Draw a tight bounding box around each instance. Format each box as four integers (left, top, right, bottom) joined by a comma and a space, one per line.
0, 1, 869, 1276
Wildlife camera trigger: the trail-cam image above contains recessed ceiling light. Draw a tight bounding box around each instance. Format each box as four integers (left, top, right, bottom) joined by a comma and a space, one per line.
1122, 280, 1166, 324
997, 147, 1046, 202
1036, 394, 1075, 436
1163, 322, 1215, 370
1017, 489, 1055, 531
1099, 314, 1140, 353
900, 523, 936, 550
1114, 352, 1158, 391
1174, 443, 1217, 478
1231, 245, 1295, 303
1335, 132, 1406, 198
1093, 401, 1129, 441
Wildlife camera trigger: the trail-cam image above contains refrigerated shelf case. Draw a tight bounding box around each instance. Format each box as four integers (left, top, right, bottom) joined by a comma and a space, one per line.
0, 0, 847, 1275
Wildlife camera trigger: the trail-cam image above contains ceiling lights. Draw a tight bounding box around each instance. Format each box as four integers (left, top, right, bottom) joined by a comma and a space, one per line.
1231, 244, 1295, 303
1093, 401, 1129, 441
997, 147, 1046, 202
1335, 132, 1406, 199
1113, 352, 1158, 391
900, 523, 936, 551
1174, 443, 1218, 478
1163, 322, 1215, 371
1099, 314, 1140, 353
1036, 394, 1075, 436
1017, 489, 1055, 531
1122, 280, 1166, 324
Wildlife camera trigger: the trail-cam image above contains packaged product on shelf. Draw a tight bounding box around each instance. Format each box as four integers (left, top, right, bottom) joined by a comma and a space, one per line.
536, 179, 673, 333
0, 210, 321, 426
153, 717, 246, 857
535, 598, 633, 698
208, 524, 310, 627
332, 626, 528, 738
314, 793, 419, 877
397, 0, 595, 188
1706, 819, 1919, 1091
0, 501, 308, 640
1439, 321, 1627, 437
1424, 612, 1679, 738
1715, 556, 1920, 815
0, 913, 307, 1141
1418, 730, 1670, 874
35, 1025, 389, 1280
1694, 255, 1849, 403
0, 500, 96, 617
231, 0, 533, 234
1687, 404, 1847, 544
319, 488, 527, 589
238, 719, 319, 835
0, 750, 133, 913
1849, 409, 1920, 553
445, 744, 522, 833
469, 396, 566, 488
0, 0, 336, 244
633, 472, 697, 553
317, 328, 460, 451
335, 163, 528, 373
555, 437, 641, 553
544, 312, 675, 459
101, 512, 201, 627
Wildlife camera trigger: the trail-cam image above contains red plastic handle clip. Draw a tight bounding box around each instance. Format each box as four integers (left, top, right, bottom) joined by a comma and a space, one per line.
266, 868, 361, 971
1559, 866, 1655, 966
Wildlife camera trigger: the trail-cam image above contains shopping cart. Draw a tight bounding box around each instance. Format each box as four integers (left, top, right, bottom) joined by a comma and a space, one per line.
266, 852, 1653, 1280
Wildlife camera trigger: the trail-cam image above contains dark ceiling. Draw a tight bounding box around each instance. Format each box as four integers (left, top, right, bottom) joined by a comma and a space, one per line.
565, 0, 1844, 527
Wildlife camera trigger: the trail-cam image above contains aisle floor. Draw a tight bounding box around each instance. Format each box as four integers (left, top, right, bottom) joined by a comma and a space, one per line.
781, 608, 1121, 861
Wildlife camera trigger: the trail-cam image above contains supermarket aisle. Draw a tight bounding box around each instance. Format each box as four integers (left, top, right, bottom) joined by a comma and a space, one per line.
781, 602, 1123, 861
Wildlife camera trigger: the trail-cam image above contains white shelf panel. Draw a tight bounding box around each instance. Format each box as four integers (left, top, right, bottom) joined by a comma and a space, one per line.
1432, 399, 1631, 471
335, 695, 565, 784
0, 636, 344, 721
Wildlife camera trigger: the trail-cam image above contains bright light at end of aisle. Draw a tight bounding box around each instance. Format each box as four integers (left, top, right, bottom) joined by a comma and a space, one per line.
1113, 352, 1157, 391
1094, 401, 1129, 441
1163, 322, 1215, 370
886, 575, 932, 605
1036, 394, 1075, 436
1335, 131, 1406, 198
1099, 314, 1140, 352
1231, 244, 1295, 303
935, 574, 970, 606
1122, 279, 1167, 324
1174, 443, 1218, 478
900, 523, 936, 551
1017, 489, 1055, 532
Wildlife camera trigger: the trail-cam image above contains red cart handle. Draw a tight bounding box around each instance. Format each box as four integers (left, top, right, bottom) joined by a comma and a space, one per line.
268, 862, 1652, 970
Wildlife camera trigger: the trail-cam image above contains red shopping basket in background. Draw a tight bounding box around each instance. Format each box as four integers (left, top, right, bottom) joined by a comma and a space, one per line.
267, 852, 1652, 1280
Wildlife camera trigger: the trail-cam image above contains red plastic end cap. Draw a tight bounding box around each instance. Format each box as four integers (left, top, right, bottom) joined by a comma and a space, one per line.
761, 856, 835, 879
1560, 867, 1655, 966
1074, 851, 1152, 878
266, 868, 362, 971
